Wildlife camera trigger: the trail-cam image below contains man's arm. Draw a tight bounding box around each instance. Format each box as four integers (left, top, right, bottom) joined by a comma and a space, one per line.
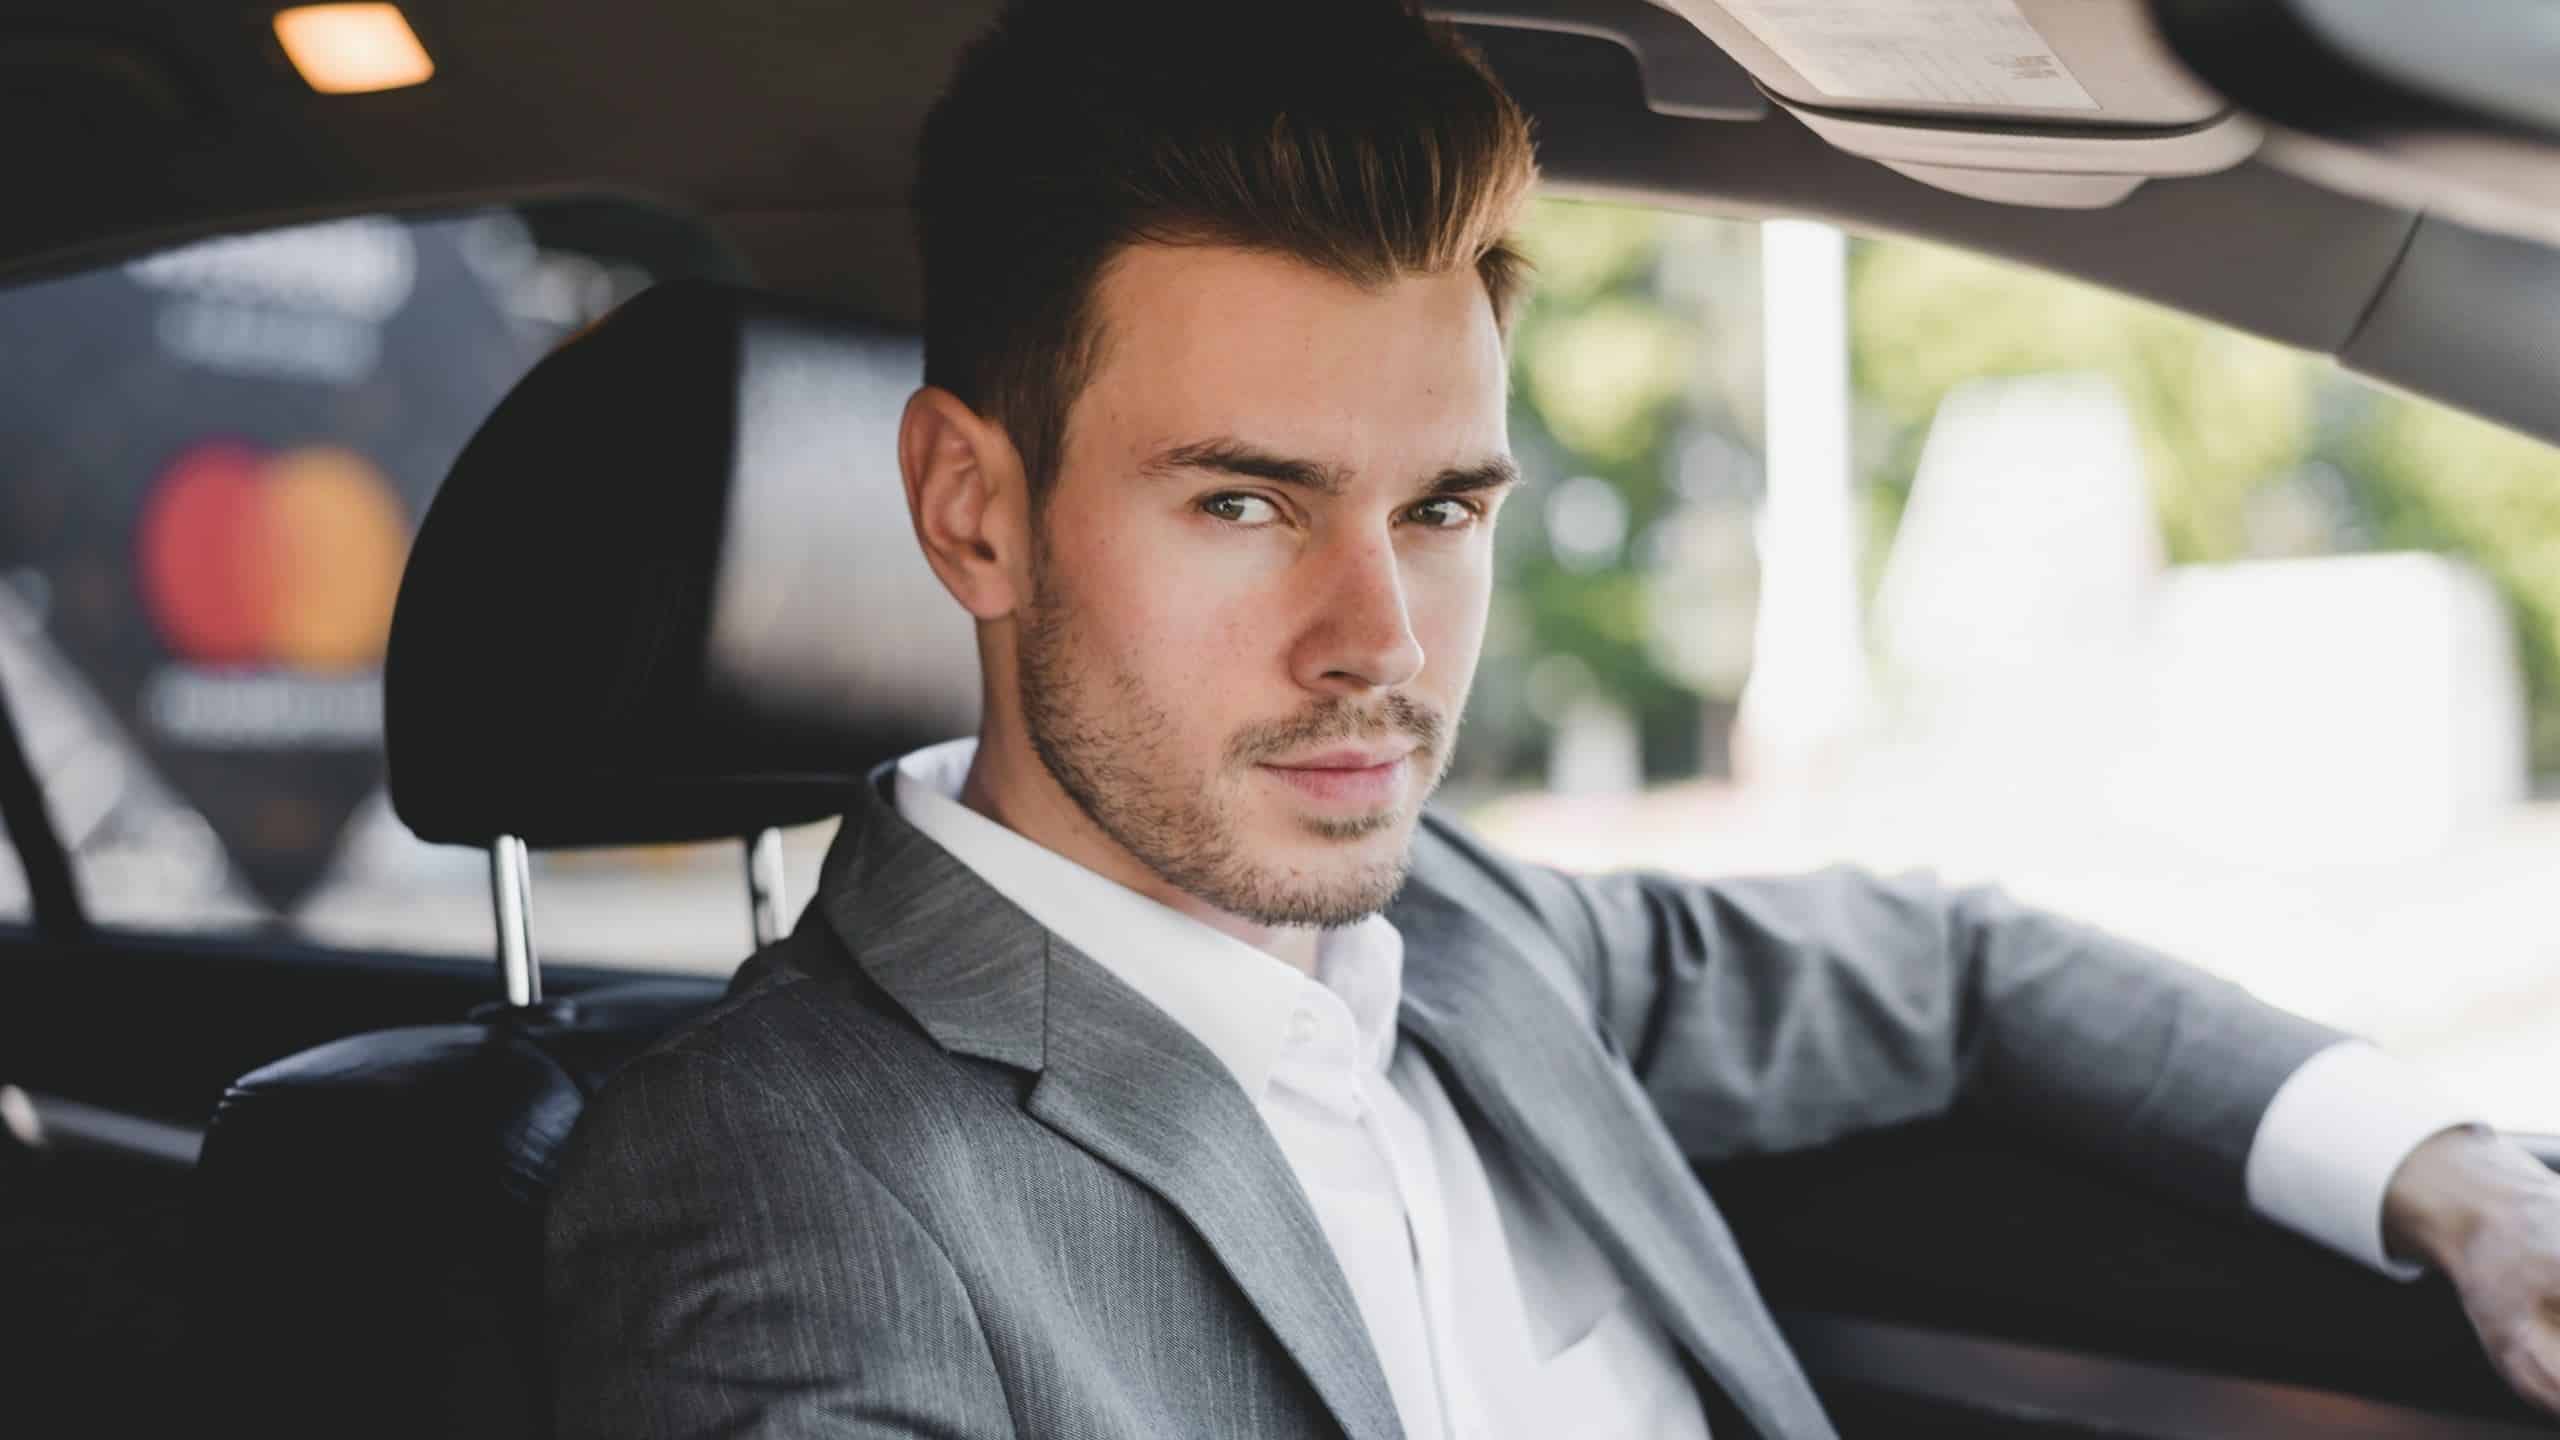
545, 1048, 1015, 1439
2244, 1041, 2483, 1272
1497, 851, 2560, 1419
1549, 863, 2338, 1216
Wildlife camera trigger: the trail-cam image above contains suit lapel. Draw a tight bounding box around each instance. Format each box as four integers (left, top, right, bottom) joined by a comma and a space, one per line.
815, 774, 1403, 1440
1389, 883, 1837, 1440
1029, 937, 1404, 1440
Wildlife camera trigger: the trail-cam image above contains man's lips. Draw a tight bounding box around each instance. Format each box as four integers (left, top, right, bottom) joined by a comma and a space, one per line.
1257, 746, 1418, 808
1263, 745, 1417, 771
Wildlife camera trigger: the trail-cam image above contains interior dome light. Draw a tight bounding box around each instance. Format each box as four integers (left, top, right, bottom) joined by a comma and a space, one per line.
273, 4, 434, 95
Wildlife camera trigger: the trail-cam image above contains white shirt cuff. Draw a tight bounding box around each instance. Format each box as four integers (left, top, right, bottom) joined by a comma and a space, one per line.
2243, 1041, 2483, 1279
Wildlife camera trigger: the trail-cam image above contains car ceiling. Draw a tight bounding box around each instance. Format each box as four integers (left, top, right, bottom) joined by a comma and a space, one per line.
7, 0, 999, 315
10, 0, 2560, 449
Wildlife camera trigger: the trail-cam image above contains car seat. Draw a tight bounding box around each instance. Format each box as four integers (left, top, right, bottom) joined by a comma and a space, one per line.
189, 281, 977, 1438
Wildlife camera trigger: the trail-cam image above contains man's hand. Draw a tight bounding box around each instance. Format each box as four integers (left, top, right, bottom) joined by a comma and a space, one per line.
2384, 1126, 2560, 1416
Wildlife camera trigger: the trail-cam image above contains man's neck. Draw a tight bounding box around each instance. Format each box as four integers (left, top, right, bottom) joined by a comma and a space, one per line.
955, 730, 1323, 975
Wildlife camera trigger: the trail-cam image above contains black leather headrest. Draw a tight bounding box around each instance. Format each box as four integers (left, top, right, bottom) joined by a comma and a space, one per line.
386, 281, 980, 847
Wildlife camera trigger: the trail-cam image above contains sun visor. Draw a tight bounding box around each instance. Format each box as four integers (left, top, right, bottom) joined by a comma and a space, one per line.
1658, 0, 2260, 208
1433, 0, 1767, 120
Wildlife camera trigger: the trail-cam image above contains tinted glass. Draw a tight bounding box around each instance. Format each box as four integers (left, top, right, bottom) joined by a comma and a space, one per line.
0, 201, 843, 966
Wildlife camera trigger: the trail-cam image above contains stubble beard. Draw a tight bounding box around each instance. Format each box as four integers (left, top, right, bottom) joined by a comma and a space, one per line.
1014, 558, 1449, 930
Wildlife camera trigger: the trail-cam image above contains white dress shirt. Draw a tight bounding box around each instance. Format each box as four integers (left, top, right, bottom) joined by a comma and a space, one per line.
892, 738, 2475, 1436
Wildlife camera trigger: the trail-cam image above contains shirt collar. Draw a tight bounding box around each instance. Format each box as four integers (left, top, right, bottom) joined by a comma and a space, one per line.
892, 738, 1405, 1102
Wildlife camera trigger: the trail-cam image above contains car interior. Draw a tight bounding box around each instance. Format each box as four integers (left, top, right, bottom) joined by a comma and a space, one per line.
4, 1, 2560, 1436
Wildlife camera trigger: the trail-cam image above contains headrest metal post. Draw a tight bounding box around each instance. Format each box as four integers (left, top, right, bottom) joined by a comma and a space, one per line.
746, 827, 788, 948
491, 834, 542, 1007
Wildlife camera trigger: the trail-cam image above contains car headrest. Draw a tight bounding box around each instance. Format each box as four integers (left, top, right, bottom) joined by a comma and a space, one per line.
385, 280, 980, 848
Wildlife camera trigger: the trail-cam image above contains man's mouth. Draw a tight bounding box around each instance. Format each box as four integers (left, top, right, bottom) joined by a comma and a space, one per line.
1257, 745, 1419, 809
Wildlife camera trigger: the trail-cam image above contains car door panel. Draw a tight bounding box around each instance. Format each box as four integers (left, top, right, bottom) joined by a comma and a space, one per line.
1704, 1117, 2560, 1432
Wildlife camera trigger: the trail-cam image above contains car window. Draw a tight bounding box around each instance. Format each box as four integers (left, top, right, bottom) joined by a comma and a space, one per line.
1453, 198, 2560, 1134
0, 201, 837, 969
7, 197, 2555, 1133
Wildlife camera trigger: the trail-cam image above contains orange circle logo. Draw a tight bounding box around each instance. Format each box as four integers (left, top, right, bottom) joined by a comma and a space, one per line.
137, 441, 410, 670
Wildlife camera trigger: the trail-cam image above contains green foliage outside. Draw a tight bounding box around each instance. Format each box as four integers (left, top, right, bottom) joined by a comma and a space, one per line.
1488, 197, 2560, 782
1475, 201, 1760, 785
1852, 240, 2560, 776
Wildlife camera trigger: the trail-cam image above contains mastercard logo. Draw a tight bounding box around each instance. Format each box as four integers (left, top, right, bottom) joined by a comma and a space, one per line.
137, 440, 411, 670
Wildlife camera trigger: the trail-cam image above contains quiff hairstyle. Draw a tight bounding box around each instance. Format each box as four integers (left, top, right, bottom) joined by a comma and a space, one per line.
914, 0, 1539, 500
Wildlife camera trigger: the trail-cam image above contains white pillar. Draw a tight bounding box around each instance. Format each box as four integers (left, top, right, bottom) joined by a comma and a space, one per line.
1735, 220, 1872, 783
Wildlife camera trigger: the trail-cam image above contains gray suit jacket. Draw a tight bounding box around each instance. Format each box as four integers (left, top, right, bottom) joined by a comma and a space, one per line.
546, 771, 2342, 1439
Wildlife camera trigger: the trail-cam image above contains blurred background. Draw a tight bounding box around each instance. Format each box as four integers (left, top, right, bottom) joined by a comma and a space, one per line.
2, 195, 2553, 1132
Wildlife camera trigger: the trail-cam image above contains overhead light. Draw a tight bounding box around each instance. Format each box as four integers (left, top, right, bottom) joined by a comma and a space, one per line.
273, 4, 434, 95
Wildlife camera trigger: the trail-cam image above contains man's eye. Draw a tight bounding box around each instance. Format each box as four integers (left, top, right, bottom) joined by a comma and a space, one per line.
1201, 493, 1281, 525
1404, 497, 1478, 530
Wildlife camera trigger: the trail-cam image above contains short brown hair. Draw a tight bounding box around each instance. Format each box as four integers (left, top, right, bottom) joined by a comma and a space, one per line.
914, 0, 1538, 500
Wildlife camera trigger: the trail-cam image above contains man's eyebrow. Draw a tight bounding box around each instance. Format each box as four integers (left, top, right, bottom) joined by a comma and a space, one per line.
1143, 439, 1521, 500
1143, 439, 1349, 495
1425, 456, 1521, 497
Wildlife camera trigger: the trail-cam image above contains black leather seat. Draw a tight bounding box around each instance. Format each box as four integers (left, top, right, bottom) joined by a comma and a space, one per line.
190, 281, 978, 1438
193, 986, 710, 1435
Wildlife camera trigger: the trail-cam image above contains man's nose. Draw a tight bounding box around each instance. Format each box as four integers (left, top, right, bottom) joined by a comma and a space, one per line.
1290, 530, 1426, 694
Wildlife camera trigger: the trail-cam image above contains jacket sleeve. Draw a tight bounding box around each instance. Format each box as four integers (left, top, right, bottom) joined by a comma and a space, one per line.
545, 1047, 1016, 1439
1418, 816, 2346, 1216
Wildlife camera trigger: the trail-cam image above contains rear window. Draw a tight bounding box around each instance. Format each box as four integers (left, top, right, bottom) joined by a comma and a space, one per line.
0, 201, 835, 968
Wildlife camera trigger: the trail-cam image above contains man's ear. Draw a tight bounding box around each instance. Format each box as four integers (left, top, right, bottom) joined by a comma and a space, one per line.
898, 385, 1032, 621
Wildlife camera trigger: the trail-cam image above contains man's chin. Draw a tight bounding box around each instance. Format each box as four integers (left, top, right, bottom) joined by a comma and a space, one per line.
1213, 858, 1412, 930
1297, 808, 1408, 843
1233, 815, 1417, 926
1138, 798, 1410, 931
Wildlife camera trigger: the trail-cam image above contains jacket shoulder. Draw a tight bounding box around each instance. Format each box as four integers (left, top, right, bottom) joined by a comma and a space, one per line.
585, 930, 1026, 1183
1404, 808, 1610, 1019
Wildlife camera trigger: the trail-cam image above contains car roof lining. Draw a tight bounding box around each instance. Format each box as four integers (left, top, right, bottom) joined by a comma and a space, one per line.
7, 1, 2559, 447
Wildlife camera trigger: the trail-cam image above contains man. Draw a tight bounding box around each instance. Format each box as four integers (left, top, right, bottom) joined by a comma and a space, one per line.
546, 1, 2560, 1434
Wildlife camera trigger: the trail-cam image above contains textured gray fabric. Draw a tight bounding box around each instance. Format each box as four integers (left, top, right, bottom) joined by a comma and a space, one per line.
547, 770, 2346, 1439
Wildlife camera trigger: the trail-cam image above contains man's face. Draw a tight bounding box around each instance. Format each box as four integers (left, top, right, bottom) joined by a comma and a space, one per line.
1017, 244, 1514, 928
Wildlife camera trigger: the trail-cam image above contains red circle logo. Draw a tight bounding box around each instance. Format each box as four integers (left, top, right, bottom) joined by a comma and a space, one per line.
137, 440, 411, 671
